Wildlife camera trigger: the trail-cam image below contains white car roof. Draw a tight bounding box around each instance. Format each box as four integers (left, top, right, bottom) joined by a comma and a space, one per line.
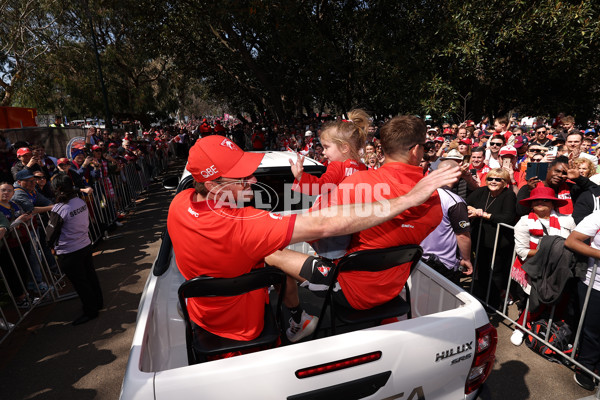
180, 151, 322, 180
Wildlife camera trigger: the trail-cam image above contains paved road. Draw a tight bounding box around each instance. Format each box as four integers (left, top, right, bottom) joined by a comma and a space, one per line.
0, 162, 595, 399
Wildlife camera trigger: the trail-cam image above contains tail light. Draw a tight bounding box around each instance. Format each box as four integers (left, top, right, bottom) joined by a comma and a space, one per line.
465, 323, 497, 394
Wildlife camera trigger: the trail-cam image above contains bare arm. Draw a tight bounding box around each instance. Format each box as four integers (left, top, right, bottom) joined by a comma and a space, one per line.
33, 205, 54, 214
565, 231, 600, 259
289, 165, 461, 244
456, 232, 473, 275
460, 163, 479, 191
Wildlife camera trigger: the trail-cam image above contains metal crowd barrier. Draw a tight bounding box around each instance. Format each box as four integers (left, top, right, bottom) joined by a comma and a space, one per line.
469, 221, 600, 384
0, 149, 170, 342
0, 218, 72, 341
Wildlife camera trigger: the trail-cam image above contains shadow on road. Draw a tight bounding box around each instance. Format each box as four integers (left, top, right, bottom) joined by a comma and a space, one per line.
0, 163, 183, 400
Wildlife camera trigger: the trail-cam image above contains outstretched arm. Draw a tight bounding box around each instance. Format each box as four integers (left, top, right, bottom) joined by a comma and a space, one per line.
290, 164, 461, 244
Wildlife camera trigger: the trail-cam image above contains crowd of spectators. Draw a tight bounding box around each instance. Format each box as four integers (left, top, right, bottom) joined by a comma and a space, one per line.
0, 125, 170, 325
180, 112, 600, 390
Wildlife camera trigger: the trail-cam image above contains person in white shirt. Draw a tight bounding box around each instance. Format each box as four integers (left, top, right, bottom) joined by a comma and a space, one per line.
485, 135, 505, 169
565, 211, 600, 391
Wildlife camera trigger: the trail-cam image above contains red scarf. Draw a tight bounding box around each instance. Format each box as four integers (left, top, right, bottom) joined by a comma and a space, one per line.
527, 211, 562, 249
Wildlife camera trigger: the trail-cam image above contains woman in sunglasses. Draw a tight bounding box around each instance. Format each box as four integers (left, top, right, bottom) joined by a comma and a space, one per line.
467, 168, 517, 310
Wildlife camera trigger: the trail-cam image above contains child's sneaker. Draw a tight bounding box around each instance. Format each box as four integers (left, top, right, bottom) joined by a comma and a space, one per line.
286, 311, 318, 343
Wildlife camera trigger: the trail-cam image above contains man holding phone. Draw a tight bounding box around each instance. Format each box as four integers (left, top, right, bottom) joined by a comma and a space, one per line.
11, 147, 45, 180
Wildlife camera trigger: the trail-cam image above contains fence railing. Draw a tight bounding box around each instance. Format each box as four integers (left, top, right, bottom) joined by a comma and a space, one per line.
0, 149, 170, 342
469, 221, 600, 384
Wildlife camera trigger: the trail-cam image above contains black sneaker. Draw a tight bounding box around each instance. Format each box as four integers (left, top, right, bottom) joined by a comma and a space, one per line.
574, 370, 596, 391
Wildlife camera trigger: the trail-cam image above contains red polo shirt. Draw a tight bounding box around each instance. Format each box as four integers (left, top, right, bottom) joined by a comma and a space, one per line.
328, 162, 443, 310
167, 188, 296, 340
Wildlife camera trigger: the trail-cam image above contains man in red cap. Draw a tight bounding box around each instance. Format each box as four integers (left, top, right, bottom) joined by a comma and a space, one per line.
167, 135, 459, 344
11, 147, 46, 180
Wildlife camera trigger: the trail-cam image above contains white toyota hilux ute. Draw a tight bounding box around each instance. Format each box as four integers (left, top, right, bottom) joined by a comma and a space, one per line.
120, 151, 496, 400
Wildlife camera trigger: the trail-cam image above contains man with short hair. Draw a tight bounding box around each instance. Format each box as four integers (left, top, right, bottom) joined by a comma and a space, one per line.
529, 126, 553, 147
167, 134, 459, 343
456, 127, 468, 141
566, 131, 598, 166
485, 135, 505, 168
468, 147, 490, 187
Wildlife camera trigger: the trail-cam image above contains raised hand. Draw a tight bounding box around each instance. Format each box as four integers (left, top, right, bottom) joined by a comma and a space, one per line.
289, 154, 305, 180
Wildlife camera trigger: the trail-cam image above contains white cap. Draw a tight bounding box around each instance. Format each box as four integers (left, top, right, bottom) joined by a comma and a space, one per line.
440, 149, 464, 161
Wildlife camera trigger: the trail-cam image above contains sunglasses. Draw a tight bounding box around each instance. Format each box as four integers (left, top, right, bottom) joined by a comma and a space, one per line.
536, 130, 547, 134
222, 176, 254, 187
486, 177, 505, 182
489, 142, 503, 147
530, 149, 546, 153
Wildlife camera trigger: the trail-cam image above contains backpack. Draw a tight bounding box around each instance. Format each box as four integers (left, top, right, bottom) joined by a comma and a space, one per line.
45, 206, 65, 248
525, 319, 573, 365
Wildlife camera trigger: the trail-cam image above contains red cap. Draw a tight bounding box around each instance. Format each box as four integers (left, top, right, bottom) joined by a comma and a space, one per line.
465, 120, 475, 127
92, 145, 101, 150
443, 128, 452, 134
499, 145, 517, 157
143, 131, 149, 135
459, 138, 472, 145
57, 157, 70, 165
108, 143, 118, 148
187, 135, 264, 182
434, 136, 444, 142
17, 147, 32, 157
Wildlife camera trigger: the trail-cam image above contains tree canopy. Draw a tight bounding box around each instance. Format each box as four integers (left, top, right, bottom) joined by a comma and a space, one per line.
1, 0, 599, 123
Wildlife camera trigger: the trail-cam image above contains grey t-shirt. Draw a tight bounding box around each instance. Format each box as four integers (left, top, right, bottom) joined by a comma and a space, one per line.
52, 197, 90, 255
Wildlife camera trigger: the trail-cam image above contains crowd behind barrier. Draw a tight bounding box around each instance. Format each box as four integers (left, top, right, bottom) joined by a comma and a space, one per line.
0, 142, 170, 341
467, 216, 600, 387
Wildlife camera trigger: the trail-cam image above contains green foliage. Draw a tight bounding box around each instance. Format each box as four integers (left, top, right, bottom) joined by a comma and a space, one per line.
2, 0, 599, 122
